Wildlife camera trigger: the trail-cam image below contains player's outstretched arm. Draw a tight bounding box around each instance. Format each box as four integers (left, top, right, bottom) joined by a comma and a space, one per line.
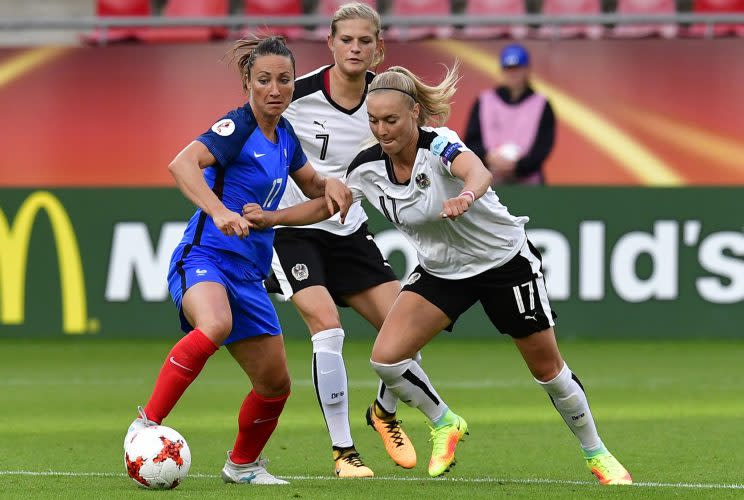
441, 151, 492, 220
242, 198, 336, 229
323, 178, 352, 222
290, 162, 352, 220
291, 161, 326, 198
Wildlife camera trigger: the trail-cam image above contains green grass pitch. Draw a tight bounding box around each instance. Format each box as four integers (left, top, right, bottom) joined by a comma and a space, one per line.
1, 337, 743, 499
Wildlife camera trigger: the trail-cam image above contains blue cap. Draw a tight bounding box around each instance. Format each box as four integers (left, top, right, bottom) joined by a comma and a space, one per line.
500, 44, 529, 68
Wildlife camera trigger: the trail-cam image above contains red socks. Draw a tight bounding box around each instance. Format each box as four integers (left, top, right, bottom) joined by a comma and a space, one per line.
230, 390, 289, 464
142, 329, 288, 464
143, 329, 218, 424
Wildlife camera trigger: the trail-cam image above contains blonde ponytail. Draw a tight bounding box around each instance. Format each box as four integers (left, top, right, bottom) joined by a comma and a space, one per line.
369, 62, 461, 126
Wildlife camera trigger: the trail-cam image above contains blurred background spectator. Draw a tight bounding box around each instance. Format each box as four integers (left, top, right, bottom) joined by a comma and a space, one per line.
464, 43, 555, 185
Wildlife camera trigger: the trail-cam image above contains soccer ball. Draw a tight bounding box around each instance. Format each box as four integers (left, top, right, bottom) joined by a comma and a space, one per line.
124, 425, 191, 489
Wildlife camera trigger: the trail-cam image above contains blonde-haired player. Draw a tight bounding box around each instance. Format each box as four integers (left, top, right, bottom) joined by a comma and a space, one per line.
267, 2, 415, 477
245, 63, 633, 484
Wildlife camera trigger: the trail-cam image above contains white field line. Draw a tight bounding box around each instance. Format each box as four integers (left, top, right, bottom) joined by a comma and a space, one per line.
0, 378, 531, 388
0, 377, 687, 390
1, 470, 743, 490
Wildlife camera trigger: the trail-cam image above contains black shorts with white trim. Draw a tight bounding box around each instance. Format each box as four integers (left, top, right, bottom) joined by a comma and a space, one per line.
265, 223, 398, 307
401, 240, 557, 338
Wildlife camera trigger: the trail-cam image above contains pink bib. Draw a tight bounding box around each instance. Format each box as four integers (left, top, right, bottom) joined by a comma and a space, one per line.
479, 90, 546, 184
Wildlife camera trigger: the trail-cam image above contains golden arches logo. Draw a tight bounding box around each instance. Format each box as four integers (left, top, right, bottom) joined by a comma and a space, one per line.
0, 191, 88, 334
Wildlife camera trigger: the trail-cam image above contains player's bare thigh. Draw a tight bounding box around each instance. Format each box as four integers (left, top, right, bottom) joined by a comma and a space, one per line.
342, 280, 401, 331
181, 281, 233, 345
290, 285, 342, 335
227, 334, 291, 397
371, 291, 451, 364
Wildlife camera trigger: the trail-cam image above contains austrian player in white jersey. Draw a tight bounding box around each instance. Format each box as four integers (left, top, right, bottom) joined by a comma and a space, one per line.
244, 64, 633, 485
265, 3, 415, 477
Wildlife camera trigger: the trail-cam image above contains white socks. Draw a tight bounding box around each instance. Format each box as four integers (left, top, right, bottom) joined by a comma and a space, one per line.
376, 350, 422, 414
371, 357, 447, 424
536, 362, 603, 452
312, 328, 352, 448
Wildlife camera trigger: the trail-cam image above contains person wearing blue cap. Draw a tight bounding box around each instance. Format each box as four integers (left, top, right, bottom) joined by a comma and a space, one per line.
464, 43, 555, 185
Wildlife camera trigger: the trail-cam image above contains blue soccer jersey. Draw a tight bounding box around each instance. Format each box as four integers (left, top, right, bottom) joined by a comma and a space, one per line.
177, 103, 307, 279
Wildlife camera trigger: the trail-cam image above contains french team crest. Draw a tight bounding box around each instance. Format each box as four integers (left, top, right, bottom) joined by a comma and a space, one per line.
415, 173, 431, 189
291, 263, 309, 281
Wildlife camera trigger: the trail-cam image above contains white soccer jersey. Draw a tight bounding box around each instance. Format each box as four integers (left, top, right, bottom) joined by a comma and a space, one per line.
279, 65, 372, 235
345, 127, 529, 279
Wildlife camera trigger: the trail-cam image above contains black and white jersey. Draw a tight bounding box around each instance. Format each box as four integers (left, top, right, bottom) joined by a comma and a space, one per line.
279, 65, 373, 235
345, 127, 529, 279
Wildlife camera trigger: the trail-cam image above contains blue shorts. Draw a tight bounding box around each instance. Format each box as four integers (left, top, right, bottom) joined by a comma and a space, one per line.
167, 243, 281, 345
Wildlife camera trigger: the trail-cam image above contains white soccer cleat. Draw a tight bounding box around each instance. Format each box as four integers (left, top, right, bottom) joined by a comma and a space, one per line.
123, 406, 156, 450
221, 453, 289, 485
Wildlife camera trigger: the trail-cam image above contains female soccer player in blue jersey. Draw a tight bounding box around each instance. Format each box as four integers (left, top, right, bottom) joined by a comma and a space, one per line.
123, 35, 351, 486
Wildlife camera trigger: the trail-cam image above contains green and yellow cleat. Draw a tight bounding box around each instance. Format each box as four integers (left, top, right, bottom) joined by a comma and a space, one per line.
428, 412, 468, 477
585, 450, 632, 485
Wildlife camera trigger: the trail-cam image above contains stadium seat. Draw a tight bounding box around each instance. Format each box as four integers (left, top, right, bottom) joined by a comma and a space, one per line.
536, 0, 604, 39
461, 0, 528, 39
612, 0, 678, 38
243, 0, 304, 40
138, 0, 230, 42
83, 0, 152, 44
315, 0, 378, 15
688, 0, 744, 37
386, 0, 455, 41
307, 0, 378, 41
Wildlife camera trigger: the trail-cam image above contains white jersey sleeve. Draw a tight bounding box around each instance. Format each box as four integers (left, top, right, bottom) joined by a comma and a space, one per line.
426, 127, 470, 176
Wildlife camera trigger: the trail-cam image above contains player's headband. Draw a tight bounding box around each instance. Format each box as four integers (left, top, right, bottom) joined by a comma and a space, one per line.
368, 87, 416, 101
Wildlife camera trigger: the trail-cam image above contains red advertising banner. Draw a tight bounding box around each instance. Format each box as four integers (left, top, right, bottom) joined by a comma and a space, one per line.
1, 39, 742, 186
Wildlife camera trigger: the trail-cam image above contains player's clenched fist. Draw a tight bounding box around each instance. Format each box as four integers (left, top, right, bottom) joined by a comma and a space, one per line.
213, 208, 251, 238
440, 191, 475, 220
242, 203, 276, 230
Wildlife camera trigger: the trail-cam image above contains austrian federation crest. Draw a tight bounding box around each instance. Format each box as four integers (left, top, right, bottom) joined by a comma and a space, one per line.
291, 263, 309, 281
415, 173, 431, 189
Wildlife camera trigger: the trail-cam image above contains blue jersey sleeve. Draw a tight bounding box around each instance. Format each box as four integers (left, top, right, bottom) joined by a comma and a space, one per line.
282, 117, 308, 173
196, 109, 254, 167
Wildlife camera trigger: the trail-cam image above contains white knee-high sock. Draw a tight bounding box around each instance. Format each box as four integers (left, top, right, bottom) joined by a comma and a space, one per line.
376, 351, 423, 414
371, 356, 447, 424
536, 363, 603, 452
312, 328, 352, 448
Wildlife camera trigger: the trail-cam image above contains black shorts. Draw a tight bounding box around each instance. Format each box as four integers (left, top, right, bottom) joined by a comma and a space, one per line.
265, 223, 398, 307
402, 240, 557, 338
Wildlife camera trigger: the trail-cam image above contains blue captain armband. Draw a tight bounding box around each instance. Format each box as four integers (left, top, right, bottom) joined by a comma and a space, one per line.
441, 142, 463, 165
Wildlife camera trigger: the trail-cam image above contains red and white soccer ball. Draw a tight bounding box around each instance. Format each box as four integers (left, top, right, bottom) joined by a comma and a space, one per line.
124, 425, 191, 489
